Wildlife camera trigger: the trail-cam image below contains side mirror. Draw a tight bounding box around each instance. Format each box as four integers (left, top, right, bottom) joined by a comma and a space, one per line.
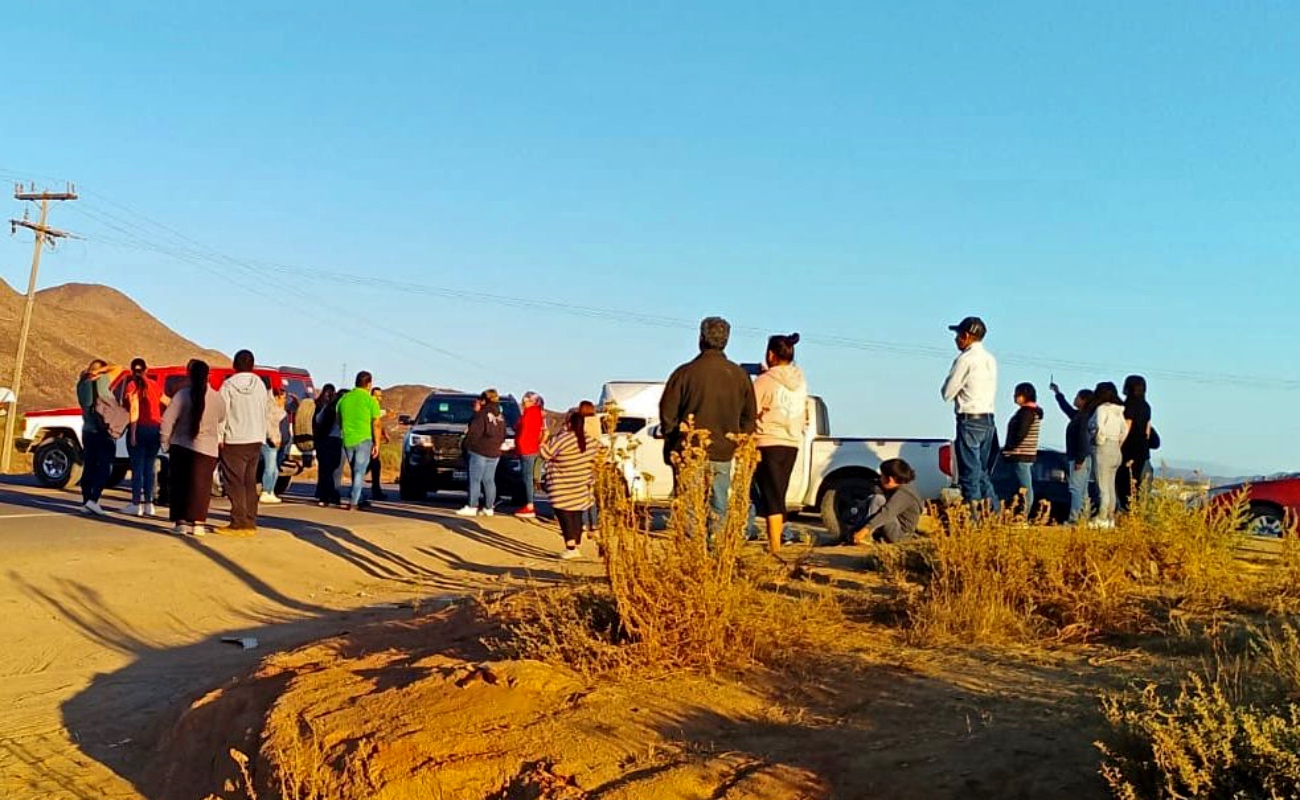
398, 415, 413, 426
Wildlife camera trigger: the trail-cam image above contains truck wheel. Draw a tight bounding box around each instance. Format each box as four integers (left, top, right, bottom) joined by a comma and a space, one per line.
33, 437, 83, 490
1247, 503, 1287, 538
399, 473, 425, 502
819, 475, 879, 542
107, 463, 129, 489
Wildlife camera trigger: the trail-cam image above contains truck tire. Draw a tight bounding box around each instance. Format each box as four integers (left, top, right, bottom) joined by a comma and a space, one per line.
107, 463, 129, 489
33, 437, 83, 490
819, 474, 880, 543
399, 473, 425, 502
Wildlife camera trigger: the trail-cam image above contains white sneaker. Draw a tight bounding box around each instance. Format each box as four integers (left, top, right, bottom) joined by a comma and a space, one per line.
481, 508, 495, 517
560, 548, 582, 560
122, 503, 143, 517
191, 524, 207, 537
260, 492, 281, 505
144, 503, 157, 518
455, 506, 479, 517
171, 523, 189, 536
83, 501, 107, 517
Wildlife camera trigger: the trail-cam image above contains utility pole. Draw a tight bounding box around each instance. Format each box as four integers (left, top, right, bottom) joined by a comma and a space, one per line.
1, 182, 77, 473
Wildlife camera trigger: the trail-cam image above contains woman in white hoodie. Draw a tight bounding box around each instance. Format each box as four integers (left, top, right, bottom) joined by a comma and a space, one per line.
1087, 381, 1131, 528
752, 333, 808, 554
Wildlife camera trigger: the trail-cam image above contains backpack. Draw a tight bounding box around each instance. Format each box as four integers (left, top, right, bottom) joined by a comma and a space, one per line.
92, 377, 130, 440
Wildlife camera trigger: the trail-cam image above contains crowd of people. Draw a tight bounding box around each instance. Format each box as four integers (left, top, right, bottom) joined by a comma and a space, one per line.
70, 312, 1158, 556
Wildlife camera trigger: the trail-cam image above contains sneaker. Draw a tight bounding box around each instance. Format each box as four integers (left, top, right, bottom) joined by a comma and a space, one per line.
560, 548, 582, 561
122, 503, 143, 517
515, 505, 537, 519
171, 523, 189, 536
481, 508, 495, 518
144, 503, 157, 518
83, 501, 107, 517
191, 524, 207, 537
260, 492, 282, 505
455, 506, 479, 517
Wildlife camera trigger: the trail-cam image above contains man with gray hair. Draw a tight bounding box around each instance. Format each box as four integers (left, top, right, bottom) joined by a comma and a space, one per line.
660, 316, 757, 533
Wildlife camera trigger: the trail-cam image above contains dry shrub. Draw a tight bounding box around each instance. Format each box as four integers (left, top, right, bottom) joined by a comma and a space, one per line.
494, 424, 841, 676
1099, 621, 1300, 799
906, 488, 1250, 645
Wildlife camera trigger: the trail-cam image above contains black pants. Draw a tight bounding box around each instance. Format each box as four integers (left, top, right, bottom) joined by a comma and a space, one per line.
754, 445, 798, 518
220, 442, 262, 529
556, 508, 585, 547
81, 428, 117, 504
315, 437, 342, 504
169, 446, 216, 524
1117, 457, 1149, 511
369, 452, 385, 499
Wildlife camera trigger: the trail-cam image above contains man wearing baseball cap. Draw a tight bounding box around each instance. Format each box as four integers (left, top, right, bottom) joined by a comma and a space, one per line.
941, 316, 999, 506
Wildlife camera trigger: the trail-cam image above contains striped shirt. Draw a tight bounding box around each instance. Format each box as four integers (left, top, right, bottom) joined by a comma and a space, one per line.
540, 430, 601, 511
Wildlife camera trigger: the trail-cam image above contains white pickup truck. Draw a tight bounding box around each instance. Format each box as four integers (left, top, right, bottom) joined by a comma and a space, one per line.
597, 381, 955, 540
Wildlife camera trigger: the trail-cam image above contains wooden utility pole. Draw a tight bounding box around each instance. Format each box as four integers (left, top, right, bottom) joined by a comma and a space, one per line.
1, 183, 77, 473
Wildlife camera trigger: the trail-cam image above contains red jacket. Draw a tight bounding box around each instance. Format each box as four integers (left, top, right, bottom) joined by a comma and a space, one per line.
516, 405, 544, 456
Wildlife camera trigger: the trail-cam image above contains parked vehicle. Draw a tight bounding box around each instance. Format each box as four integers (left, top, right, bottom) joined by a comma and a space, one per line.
990, 448, 1100, 523
398, 391, 526, 503
17, 364, 313, 494
1208, 474, 1300, 537
596, 381, 954, 541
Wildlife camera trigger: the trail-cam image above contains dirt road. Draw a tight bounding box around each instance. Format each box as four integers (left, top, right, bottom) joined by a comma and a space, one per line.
0, 477, 598, 799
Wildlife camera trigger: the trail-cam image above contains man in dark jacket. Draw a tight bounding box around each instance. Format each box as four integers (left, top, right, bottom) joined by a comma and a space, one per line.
660, 317, 757, 531
1051, 382, 1095, 523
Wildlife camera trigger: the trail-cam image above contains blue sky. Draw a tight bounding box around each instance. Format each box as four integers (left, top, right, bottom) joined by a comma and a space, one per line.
2, 1, 1296, 474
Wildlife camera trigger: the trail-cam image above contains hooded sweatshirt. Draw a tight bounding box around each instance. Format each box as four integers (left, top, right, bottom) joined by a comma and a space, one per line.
219, 371, 271, 446
465, 402, 507, 457
753, 363, 809, 449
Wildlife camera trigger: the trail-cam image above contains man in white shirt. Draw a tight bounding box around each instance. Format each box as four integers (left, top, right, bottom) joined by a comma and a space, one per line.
941, 316, 998, 505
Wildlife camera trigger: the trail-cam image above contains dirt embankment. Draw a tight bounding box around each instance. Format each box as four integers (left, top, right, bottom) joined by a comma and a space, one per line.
150, 595, 1113, 800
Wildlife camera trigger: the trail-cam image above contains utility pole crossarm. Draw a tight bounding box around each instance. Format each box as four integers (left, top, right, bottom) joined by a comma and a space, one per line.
9, 219, 75, 240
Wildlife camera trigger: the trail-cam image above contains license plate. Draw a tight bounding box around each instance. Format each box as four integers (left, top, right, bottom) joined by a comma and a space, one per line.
453, 470, 468, 481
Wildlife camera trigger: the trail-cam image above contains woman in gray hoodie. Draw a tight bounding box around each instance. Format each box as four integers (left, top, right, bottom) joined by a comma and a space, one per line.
752, 333, 808, 554
161, 360, 227, 536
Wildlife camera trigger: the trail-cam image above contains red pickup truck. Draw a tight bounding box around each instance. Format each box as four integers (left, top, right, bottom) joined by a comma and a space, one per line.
1208, 474, 1300, 538
18, 364, 314, 491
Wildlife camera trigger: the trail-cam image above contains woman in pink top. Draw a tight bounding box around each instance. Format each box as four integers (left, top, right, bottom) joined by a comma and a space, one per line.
752, 333, 808, 554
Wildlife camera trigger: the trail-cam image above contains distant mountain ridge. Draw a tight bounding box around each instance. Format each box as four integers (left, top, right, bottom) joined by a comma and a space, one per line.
0, 280, 227, 410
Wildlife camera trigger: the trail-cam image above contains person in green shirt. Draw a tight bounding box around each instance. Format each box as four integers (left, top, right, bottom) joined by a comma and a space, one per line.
334, 371, 383, 510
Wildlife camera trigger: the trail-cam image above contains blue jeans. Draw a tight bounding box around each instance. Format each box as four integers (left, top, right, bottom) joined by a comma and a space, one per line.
708, 460, 732, 537
1012, 461, 1034, 516
82, 427, 117, 504
260, 443, 285, 495
468, 452, 499, 510
1068, 455, 1092, 522
955, 415, 997, 504
520, 454, 538, 506
343, 441, 373, 507
129, 426, 161, 504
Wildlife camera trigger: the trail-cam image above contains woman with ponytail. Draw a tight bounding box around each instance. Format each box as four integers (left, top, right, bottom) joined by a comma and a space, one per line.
160, 360, 227, 536
752, 333, 809, 554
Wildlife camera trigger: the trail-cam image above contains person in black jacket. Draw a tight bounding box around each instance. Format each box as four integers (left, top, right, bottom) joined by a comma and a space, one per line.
1002, 382, 1044, 516
1050, 382, 1094, 523
1118, 374, 1153, 511
458, 389, 507, 517
659, 316, 757, 534
312, 385, 342, 507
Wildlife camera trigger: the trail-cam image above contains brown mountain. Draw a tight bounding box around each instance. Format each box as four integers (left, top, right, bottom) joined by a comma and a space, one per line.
0, 280, 227, 410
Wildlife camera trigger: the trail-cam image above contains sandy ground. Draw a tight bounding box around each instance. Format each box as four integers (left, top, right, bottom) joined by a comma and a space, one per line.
0, 475, 602, 800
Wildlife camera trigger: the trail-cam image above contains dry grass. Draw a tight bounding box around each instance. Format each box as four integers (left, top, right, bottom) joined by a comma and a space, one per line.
490, 423, 841, 676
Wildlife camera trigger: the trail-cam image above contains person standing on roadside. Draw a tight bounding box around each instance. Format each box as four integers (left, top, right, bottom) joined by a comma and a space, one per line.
580, 400, 603, 534
219, 350, 271, 532
1088, 381, 1130, 528
660, 317, 758, 531
752, 333, 808, 554
335, 372, 384, 511
1118, 374, 1153, 511
312, 385, 342, 507
121, 358, 167, 517
260, 388, 288, 505
75, 359, 124, 516
941, 316, 998, 507
161, 359, 227, 536
1050, 382, 1095, 523
514, 391, 545, 519
1002, 382, 1043, 517
458, 389, 507, 517
367, 386, 390, 502
541, 404, 603, 560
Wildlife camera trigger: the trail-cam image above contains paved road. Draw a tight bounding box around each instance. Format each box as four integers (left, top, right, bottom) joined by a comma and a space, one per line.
0, 476, 596, 799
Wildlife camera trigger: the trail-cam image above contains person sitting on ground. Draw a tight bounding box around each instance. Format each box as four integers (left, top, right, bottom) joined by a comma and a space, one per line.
1002, 382, 1043, 517
850, 459, 923, 545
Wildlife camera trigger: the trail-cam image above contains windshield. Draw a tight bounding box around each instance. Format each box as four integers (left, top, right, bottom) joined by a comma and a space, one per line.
416, 396, 521, 428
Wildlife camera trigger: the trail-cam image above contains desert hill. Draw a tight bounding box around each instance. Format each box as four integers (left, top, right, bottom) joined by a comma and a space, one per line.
0, 280, 227, 410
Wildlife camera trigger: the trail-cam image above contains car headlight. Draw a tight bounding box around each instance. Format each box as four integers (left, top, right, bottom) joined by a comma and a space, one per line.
407, 433, 434, 449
